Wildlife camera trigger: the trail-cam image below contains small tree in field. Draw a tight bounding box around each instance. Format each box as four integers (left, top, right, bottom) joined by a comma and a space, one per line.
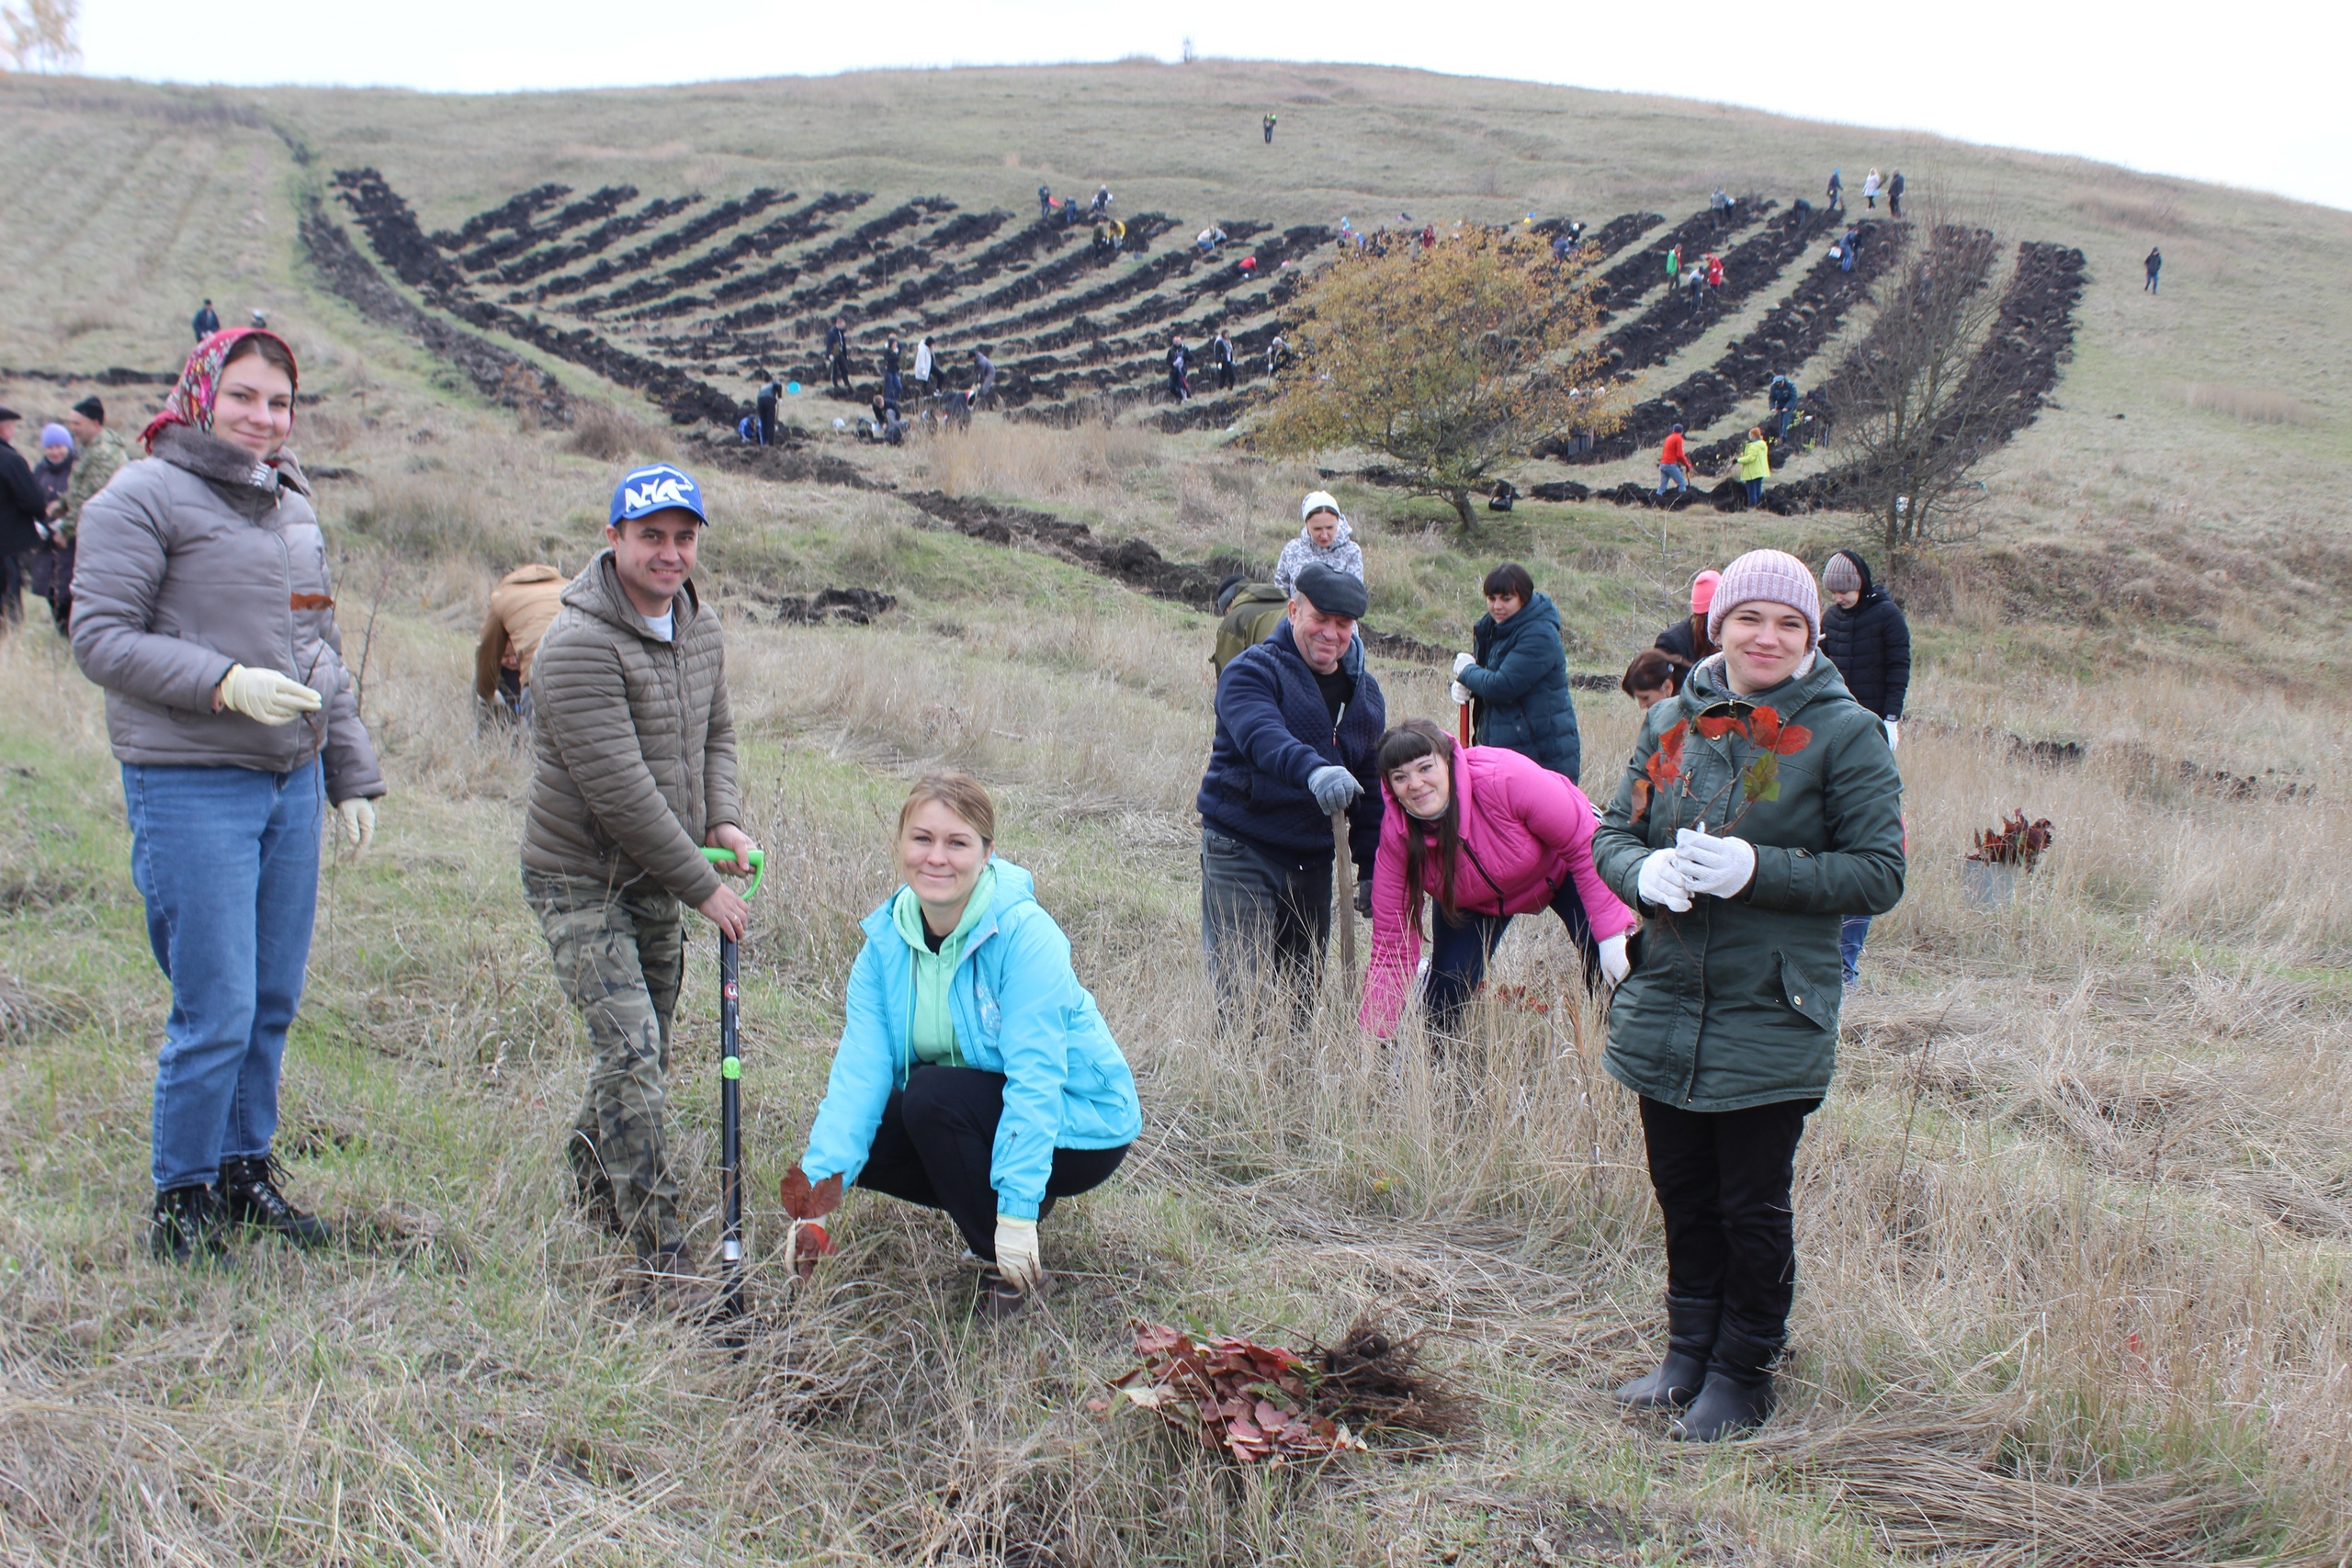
1824, 215, 2010, 564
3, 0, 81, 73
1255, 231, 1621, 527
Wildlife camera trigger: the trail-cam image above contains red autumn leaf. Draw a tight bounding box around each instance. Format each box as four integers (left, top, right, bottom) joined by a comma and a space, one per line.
1630, 777, 1653, 824
1657, 720, 1687, 767
1745, 707, 1782, 750
779, 1166, 844, 1220
1772, 724, 1813, 756
1644, 751, 1678, 791
1694, 713, 1742, 740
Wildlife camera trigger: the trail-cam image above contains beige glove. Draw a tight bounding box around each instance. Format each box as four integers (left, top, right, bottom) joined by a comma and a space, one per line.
334, 797, 376, 854
992, 1215, 1042, 1291
217, 663, 322, 726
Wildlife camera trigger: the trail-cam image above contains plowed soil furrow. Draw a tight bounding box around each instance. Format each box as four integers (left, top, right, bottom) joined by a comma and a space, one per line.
432, 183, 566, 250
1582, 210, 1664, 263
533, 186, 796, 301
596, 192, 884, 321
1597, 201, 1835, 374
334, 168, 473, 295
699, 211, 1069, 339
457, 186, 638, 273
1593, 201, 1764, 310
494, 195, 700, 288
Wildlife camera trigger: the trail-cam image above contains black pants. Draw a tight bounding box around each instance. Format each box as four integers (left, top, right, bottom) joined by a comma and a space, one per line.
1638, 1095, 1818, 1346
1200, 827, 1334, 1025
828, 353, 849, 389
1216, 362, 1234, 390
855, 1066, 1128, 1260
0, 550, 24, 627
1168, 368, 1188, 401
1424, 880, 1602, 1031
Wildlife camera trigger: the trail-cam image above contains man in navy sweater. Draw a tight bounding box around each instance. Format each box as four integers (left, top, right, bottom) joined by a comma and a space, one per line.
1197, 563, 1385, 1026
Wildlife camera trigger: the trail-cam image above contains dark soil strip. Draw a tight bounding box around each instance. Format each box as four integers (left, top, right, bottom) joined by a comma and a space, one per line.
431, 184, 567, 250
582, 192, 882, 318
0, 365, 175, 386
494, 195, 701, 288
1598, 201, 1837, 376
300, 195, 572, 424
531, 187, 797, 301
1582, 210, 1664, 264
701, 213, 1074, 342
1592, 201, 1766, 312
456, 186, 638, 273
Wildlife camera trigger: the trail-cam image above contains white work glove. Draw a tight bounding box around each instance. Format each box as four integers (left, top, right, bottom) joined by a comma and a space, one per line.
1637, 847, 1693, 912
1307, 765, 1363, 815
1674, 827, 1758, 899
1452, 652, 1476, 677
1450, 680, 1472, 706
1598, 932, 1631, 987
334, 797, 377, 854
993, 1215, 1042, 1291
217, 663, 322, 726
1883, 719, 1900, 753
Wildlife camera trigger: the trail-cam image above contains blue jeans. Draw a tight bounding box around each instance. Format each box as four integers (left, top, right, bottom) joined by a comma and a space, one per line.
1657, 463, 1687, 495
1838, 916, 1871, 986
1746, 478, 1764, 507
124, 760, 324, 1190
1424, 879, 1601, 1032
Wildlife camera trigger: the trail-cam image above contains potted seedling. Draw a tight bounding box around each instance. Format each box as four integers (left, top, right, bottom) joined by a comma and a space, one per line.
1962, 810, 2053, 906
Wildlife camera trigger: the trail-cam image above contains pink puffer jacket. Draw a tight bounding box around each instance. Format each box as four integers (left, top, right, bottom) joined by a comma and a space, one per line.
1361, 745, 1637, 1037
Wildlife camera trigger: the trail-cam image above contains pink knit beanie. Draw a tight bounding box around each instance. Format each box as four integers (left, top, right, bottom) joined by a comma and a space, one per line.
1690, 570, 1721, 615
1706, 548, 1821, 644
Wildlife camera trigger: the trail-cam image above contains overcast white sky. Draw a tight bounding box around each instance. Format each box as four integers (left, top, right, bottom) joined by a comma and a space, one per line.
71, 0, 2347, 212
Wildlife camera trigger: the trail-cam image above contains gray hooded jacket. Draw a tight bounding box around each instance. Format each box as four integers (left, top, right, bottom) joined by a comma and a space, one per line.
70, 424, 384, 803
1272, 515, 1366, 599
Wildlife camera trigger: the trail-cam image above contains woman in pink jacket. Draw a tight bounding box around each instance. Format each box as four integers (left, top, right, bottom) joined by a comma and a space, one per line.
1362, 718, 1638, 1037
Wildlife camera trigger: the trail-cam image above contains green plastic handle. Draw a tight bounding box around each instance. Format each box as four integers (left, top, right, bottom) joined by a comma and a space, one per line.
702, 845, 764, 901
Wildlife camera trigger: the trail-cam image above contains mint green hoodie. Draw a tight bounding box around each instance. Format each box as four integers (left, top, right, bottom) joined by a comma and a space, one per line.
890, 863, 997, 1067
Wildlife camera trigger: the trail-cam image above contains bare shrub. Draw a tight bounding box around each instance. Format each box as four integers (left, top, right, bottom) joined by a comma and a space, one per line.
2183, 383, 2316, 426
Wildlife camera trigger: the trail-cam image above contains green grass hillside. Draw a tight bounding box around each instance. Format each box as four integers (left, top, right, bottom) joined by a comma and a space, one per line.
4, 60, 2351, 1566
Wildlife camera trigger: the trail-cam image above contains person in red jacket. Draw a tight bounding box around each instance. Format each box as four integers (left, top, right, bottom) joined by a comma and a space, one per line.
1657, 424, 1690, 498
1361, 718, 1637, 1038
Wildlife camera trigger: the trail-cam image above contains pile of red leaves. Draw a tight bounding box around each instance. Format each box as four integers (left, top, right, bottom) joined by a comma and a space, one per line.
1631, 703, 1813, 827
1968, 809, 2055, 870
1110, 1323, 1368, 1465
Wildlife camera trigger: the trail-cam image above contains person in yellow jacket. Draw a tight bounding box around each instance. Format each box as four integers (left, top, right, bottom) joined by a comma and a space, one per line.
1736, 427, 1771, 511
475, 562, 566, 722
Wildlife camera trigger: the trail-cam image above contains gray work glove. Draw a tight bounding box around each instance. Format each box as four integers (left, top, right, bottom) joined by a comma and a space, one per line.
1307, 765, 1363, 815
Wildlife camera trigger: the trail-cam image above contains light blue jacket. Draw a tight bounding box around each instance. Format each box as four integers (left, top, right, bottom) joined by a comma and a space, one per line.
797, 860, 1142, 1220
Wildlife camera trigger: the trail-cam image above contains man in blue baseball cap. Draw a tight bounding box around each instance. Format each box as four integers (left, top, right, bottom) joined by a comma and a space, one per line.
520, 462, 759, 1310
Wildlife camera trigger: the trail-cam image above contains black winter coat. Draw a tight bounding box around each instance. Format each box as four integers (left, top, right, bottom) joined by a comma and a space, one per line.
1655, 615, 1716, 668
0, 443, 45, 558
1817, 550, 1911, 719
1198, 622, 1385, 873
1464, 592, 1581, 784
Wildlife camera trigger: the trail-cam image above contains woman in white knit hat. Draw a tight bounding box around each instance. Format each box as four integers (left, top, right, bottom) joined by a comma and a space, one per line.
1588, 547, 1905, 1441
1272, 491, 1365, 599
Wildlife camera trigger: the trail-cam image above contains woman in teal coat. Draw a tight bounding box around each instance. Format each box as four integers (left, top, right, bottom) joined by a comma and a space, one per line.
1590, 548, 1904, 1440
785, 773, 1141, 1319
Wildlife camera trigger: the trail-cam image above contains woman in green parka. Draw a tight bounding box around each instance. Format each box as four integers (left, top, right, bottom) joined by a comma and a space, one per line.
1590, 548, 1904, 1441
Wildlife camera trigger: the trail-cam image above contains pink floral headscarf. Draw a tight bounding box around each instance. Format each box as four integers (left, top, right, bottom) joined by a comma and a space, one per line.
141, 327, 300, 450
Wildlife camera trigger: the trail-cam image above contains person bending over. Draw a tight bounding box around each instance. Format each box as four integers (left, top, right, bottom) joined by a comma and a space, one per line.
784, 774, 1140, 1320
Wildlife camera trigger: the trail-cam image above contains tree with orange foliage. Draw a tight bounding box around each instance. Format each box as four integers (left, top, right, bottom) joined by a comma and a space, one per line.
1255, 230, 1622, 527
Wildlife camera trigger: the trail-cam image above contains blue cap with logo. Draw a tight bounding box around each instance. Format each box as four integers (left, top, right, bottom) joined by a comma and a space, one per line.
609, 463, 708, 526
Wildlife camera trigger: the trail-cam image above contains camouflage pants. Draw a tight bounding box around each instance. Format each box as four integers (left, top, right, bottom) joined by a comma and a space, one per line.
525, 870, 685, 1255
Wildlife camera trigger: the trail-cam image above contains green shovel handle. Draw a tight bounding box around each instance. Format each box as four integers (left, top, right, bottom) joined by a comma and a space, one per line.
702, 845, 765, 900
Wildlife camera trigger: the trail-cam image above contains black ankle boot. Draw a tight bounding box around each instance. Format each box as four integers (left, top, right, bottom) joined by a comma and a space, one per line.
219, 1155, 331, 1247
1612, 1294, 1720, 1410
152, 1184, 230, 1265
1668, 1326, 1781, 1442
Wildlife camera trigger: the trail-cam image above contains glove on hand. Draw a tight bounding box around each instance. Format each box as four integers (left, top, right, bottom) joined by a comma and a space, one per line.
1452, 651, 1477, 677
1883, 719, 1900, 754
784, 1219, 834, 1280
1449, 680, 1472, 706
1637, 847, 1693, 912
217, 663, 322, 726
1352, 875, 1374, 918
993, 1215, 1042, 1291
1674, 827, 1758, 899
1598, 932, 1631, 987
334, 797, 376, 854
1307, 765, 1363, 815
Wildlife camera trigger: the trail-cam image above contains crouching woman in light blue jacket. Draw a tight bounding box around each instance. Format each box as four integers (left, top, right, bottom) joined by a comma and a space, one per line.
784, 773, 1141, 1318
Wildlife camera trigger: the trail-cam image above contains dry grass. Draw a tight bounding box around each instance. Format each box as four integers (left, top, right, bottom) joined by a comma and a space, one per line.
2182, 382, 2318, 426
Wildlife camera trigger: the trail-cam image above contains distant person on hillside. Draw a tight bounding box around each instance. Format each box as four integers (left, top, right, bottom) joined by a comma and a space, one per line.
1656, 570, 1721, 666
1454, 560, 1585, 786
1621, 647, 1691, 713
1263, 112, 1277, 144
1711, 187, 1733, 217
1817, 547, 1909, 990
1825, 168, 1843, 212
191, 299, 219, 341
49, 396, 130, 633
1767, 371, 1798, 437
249, 310, 267, 329
1886, 170, 1905, 218
26, 423, 74, 614
1166, 336, 1191, 403
1037, 184, 1053, 222
913, 335, 934, 397
1657, 423, 1690, 498
1737, 427, 1771, 509
1211, 328, 1236, 390
0, 404, 43, 630
754, 374, 780, 446
1705, 252, 1725, 288
882, 352, 904, 414
1665, 243, 1680, 286
474, 561, 566, 723
1838, 226, 1859, 274
1552, 228, 1576, 261
967, 346, 997, 412
1089, 185, 1112, 220
825, 318, 851, 390
1266, 332, 1291, 378
1196, 224, 1228, 255
1862, 169, 1882, 209
2144, 247, 2162, 294
1274, 491, 1364, 599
